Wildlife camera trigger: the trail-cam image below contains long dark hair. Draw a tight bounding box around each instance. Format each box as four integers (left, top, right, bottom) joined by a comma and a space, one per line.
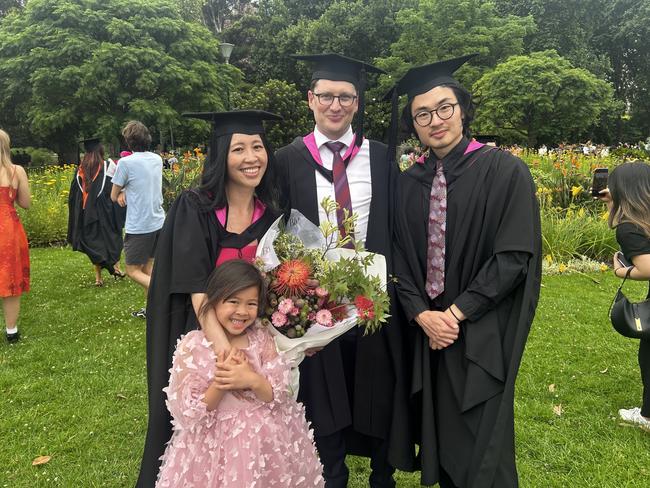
400, 84, 475, 140
608, 161, 650, 238
196, 132, 279, 211
198, 260, 267, 318
80, 144, 105, 189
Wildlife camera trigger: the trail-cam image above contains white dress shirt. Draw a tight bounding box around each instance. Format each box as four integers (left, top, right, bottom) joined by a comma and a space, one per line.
313, 125, 372, 245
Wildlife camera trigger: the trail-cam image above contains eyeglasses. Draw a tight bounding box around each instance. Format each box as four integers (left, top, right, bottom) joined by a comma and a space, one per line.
413, 103, 459, 127
312, 92, 358, 107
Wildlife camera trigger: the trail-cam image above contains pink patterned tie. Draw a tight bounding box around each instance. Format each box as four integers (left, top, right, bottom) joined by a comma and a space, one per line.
425, 160, 446, 299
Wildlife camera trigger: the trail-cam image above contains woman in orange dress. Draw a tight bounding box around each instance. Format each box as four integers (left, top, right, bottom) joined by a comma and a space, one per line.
0, 129, 31, 343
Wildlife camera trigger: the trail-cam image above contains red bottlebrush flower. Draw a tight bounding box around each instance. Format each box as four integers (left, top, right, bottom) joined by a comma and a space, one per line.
273, 259, 312, 295
354, 295, 375, 320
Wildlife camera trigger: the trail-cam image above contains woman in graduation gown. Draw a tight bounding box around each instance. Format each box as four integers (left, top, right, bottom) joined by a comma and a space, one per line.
135, 110, 282, 488
67, 138, 126, 285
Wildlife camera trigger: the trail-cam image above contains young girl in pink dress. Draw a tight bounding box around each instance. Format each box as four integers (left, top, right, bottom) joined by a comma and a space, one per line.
156, 259, 324, 487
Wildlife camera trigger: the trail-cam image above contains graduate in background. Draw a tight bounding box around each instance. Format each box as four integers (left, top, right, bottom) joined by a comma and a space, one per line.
275, 54, 414, 487
136, 110, 282, 488
67, 137, 126, 286
389, 55, 542, 488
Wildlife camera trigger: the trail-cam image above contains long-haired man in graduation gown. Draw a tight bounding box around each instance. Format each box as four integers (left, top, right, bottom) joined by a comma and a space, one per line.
389, 55, 542, 488
274, 54, 414, 487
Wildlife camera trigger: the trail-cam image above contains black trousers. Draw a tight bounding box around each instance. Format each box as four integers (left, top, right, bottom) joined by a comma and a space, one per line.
315, 431, 395, 488
640, 339, 650, 417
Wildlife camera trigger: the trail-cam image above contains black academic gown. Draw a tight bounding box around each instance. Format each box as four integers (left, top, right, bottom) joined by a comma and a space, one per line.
67, 162, 125, 273
135, 190, 279, 488
275, 137, 415, 471
393, 138, 542, 487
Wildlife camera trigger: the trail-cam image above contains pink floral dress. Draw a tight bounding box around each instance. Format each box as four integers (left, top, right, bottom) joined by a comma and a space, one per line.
156, 324, 324, 488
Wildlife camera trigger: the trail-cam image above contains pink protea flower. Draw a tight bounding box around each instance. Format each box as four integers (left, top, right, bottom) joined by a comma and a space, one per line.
271, 312, 287, 327
315, 287, 329, 298
315, 309, 333, 327
278, 298, 294, 315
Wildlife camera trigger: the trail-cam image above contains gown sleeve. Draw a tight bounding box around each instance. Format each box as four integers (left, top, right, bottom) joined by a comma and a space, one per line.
164, 332, 215, 431
162, 191, 217, 294
454, 158, 537, 322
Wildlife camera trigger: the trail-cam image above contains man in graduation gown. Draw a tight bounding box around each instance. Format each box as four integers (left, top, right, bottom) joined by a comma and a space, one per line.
390, 55, 542, 488
135, 111, 282, 487
67, 138, 125, 276
275, 54, 414, 487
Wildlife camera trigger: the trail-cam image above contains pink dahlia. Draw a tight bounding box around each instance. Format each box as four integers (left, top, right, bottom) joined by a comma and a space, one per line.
278, 298, 294, 314
271, 312, 288, 327
315, 309, 333, 327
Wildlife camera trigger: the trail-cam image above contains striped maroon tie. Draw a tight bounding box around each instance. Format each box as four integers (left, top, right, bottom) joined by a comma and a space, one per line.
325, 141, 354, 248
425, 160, 447, 299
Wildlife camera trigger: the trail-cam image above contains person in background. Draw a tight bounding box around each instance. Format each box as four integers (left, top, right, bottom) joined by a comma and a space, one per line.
600, 161, 650, 432
0, 129, 31, 343
155, 259, 324, 487
67, 137, 125, 286
111, 121, 165, 318
136, 110, 283, 487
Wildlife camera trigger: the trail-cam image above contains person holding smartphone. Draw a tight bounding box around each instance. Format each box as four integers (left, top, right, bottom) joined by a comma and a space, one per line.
599, 161, 650, 431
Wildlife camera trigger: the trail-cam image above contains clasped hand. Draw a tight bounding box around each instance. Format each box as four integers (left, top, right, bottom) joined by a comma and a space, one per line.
213, 348, 258, 391
415, 310, 459, 350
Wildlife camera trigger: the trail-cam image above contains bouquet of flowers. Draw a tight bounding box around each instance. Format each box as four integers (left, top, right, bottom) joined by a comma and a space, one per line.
255, 200, 389, 369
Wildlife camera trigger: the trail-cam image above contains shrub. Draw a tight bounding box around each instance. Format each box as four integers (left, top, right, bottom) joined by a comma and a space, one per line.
162, 150, 203, 210
17, 165, 74, 246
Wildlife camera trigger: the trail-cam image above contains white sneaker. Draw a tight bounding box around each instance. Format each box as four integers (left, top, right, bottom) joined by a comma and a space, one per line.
618, 407, 650, 430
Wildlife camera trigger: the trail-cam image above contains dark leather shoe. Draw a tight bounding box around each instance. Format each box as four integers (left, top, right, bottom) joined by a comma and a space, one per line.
6, 331, 20, 343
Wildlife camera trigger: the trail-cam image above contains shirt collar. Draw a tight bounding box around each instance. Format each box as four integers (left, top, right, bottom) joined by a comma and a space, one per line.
314, 125, 354, 149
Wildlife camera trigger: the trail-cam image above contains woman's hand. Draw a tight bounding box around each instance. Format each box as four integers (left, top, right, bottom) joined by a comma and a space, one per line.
596, 188, 613, 212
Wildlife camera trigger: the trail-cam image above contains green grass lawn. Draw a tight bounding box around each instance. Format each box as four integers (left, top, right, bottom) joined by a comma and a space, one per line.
2, 248, 650, 487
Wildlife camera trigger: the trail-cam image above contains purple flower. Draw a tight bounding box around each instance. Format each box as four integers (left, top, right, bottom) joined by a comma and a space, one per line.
271, 312, 288, 327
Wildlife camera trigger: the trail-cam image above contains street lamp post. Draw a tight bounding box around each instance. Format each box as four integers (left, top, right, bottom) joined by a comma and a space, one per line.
219, 42, 235, 109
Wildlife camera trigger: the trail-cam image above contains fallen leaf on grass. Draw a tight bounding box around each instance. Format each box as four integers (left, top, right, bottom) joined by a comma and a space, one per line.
32, 455, 51, 466
116, 393, 127, 400
548, 384, 556, 393
553, 404, 563, 416
600, 367, 608, 374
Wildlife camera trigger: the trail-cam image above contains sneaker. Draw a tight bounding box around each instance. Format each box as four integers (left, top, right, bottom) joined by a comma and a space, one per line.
618, 407, 650, 430
6, 331, 20, 343
131, 307, 146, 319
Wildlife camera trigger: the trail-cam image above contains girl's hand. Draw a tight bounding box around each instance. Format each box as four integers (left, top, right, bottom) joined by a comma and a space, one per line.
214, 349, 259, 391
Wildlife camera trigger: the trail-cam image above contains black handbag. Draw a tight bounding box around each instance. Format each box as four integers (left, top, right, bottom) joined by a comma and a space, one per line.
610, 267, 650, 340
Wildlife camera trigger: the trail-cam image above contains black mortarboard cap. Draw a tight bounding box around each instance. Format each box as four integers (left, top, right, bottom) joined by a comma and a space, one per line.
79, 137, 101, 152
386, 53, 477, 101
292, 53, 385, 87
292, 53, 385, 149
182, 110, 283, 138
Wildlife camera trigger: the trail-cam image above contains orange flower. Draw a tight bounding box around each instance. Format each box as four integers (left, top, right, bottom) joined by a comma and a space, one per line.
273, 259, 312, 295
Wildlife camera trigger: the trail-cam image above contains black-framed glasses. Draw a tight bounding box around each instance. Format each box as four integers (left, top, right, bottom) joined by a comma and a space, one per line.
312, 92, 358, 107
413, 103, 459, 127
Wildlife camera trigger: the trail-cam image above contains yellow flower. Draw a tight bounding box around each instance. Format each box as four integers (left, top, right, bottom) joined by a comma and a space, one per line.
599, 263, 608, 272
571, 185, 583, 197
544, 254, 553, 264
558, 263, 567, 273
601, 211, 609, 221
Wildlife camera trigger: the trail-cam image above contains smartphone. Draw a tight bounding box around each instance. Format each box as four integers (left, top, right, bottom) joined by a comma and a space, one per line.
591, 168, 609, 197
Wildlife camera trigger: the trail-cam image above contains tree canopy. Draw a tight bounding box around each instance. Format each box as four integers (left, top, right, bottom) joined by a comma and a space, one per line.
0, 0, 238, 161
473, 50, 618, 146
